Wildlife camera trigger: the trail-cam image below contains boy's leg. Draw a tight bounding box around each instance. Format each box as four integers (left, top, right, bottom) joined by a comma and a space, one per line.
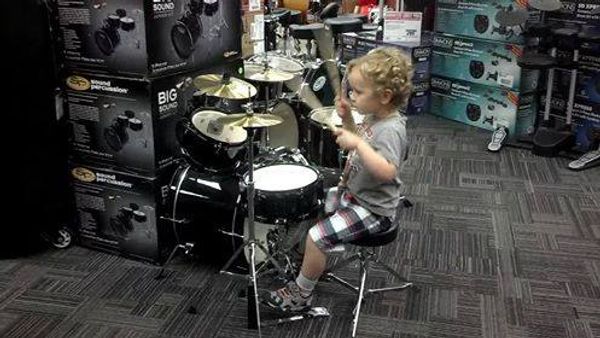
300, 235, 327, 280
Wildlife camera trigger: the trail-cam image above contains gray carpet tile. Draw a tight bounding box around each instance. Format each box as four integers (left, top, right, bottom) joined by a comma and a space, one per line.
1, 114, 599, 337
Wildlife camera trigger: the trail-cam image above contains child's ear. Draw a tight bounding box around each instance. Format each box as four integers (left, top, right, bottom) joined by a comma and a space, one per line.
379, 89, 394, 105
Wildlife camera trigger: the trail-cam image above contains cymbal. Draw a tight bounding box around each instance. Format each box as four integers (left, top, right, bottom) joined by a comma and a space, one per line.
528, 0, 562, 12
193, 74, 257, 99
310, 106, 365, 128
217, 113, 284, 128
244, 63, 296, 82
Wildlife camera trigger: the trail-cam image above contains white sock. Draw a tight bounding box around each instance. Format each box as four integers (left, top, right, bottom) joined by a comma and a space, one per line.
295, 272, 317, 296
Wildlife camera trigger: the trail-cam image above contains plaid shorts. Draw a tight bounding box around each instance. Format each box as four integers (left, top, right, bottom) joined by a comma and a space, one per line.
309, 189, 392, 251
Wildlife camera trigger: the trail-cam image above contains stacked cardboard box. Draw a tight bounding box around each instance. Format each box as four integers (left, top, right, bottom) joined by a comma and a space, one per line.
430, 0, 539, 137
54, 0, 244, 263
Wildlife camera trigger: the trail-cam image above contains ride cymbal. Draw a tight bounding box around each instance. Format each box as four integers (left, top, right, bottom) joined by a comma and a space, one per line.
193, 74, 257, 99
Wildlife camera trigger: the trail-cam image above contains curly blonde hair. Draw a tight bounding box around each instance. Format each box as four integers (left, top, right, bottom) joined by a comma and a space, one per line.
347, 47, 413, 108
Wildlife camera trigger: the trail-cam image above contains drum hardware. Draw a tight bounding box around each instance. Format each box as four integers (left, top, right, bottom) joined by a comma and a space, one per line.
219, 102, 286, 333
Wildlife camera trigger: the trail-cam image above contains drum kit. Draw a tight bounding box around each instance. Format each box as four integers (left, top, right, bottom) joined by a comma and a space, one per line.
157, 12, 360, 330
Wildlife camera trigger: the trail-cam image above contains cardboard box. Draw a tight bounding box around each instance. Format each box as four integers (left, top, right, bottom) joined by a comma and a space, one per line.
547, 0, 600, 26
65, 60, 244, 176
431, 33, 539, 92
342, 32, 432, 82
430, 75, 537, 137
434, 0, 539, 44
55, 0, 242, 77
70, 163, 177, 264
538, 94, 600, 126
403, 80, 431, 115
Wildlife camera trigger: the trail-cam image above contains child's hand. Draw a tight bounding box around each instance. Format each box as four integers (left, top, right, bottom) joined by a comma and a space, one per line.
335, 95, 352, 120
333, 128, 362, 150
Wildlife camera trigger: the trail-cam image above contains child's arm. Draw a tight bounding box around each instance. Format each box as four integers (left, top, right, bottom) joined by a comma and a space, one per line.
334, 129, 397, 182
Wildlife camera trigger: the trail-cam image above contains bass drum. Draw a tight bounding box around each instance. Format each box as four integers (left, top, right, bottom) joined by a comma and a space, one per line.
167, 163, 277, 272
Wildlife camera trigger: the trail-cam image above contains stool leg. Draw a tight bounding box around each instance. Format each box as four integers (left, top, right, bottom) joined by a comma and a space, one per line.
352, 259, 369, 338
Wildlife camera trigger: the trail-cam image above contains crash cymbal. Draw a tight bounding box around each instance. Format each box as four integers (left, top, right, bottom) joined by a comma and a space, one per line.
528, 0, 562, 12
244, 63, 296, 82
193, 74, 257, 99
217, 113, 284, 128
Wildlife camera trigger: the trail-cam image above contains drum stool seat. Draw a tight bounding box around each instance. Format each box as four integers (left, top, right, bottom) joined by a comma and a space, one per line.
290, 23, 325, 40
323, 207, 417, 337
324, 17, 364, 35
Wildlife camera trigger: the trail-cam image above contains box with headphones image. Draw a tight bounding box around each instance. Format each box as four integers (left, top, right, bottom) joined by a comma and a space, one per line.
431, 33, 539, 93
54, 0, 242, 77
434, 0, 540, 44
547, 0, 600, 26
70, 162, 177, 264
429, 75, 537, 137
343, 32, 432, 82
65, 59, 244, 176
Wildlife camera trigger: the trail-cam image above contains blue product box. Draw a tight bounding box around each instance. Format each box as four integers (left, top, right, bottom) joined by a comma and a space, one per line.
342, 32, 432, 82
431, 33, 539, 92
434, 0, 540, 44
403, 80, 431, 115
430, 75, 537, 137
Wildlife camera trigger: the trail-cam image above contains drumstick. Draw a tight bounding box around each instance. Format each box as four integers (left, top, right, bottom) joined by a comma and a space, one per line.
312, 28, 342, 97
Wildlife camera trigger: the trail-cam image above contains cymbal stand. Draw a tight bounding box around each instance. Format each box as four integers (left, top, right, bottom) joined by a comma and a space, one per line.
219, 103, 286, 333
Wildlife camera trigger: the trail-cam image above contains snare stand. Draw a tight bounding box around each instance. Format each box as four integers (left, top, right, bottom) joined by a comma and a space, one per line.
219, 105, 286, 335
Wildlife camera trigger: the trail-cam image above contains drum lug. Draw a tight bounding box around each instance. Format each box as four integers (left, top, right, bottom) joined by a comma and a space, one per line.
160, 216, 189, 224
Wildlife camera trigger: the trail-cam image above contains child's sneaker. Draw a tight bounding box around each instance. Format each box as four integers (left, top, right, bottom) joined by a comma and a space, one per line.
488, 127, 508, 152
263, 281, 312, 312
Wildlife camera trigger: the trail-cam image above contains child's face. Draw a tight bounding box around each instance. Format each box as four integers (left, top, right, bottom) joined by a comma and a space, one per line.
347, 68, 387, 115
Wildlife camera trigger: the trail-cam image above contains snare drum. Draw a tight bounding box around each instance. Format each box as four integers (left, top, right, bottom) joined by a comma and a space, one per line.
245, 163, 323, 224
176, 109, 248, 172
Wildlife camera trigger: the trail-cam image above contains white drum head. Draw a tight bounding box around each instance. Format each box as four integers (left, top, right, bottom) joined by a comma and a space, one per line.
248, 164, 318, 191
191, 110, 247, 144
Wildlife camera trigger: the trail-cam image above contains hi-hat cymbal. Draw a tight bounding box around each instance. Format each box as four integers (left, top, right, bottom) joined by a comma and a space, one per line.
528, 0, 562, 12
193, 74, 257, 99
217, 113, 284, 128
244, 63, 296, 82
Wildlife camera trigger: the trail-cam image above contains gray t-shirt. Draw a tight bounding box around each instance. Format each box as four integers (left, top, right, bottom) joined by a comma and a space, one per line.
345, 112, 408, 218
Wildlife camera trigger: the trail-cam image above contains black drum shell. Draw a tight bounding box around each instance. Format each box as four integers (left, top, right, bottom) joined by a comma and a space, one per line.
175, 113, 248, 172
